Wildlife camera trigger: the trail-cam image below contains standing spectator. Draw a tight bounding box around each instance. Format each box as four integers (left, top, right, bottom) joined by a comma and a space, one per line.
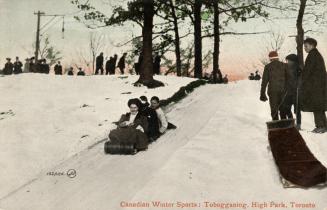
260, 51, 288, 121
3, 58, 13, 75
153, 52, 161, 75
105, 57, 113, 75
299, 38, 327, 133
77, 67, 85, 76
111, 54, 118, 74
223, 74, 229, 84
23, 58, 30, 73
284, 54, 302, 129
13, 57, 23, 74
40, 59, 50, 74
29, 57, 35, 73
118, 53, 127, 75
95, 52, 104, 75
67, 67, 74, 76
249, 73, 255, 80
134, 51, 143, 75
54, 61, 63, 75
254, 71, 261, 80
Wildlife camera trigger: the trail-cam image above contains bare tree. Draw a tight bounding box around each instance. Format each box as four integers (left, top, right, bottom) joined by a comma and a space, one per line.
272, 0, 327, 68
39, 35, 62, 66
259, 31, 286, 67
89, 32, 105, 74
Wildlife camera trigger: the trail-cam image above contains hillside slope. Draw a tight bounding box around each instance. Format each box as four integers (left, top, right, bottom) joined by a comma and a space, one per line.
0, 77, 326, 210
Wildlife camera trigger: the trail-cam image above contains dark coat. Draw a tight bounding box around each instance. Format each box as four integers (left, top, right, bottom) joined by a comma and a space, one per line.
96, 55, 104, 68
77, 71, 85, 76
106, 58, 116, 74
41, 64, 50, 74
3, 62, 13, 75
67, 70, 74, 76
286, 63, 301, 96
105, 59, 111, 73
299, 48, 327, 112
153, 55, 161, 75
254, 74, 261, 80
13, 61, 23, 74
54, 64, 63, 75
261, 60, 288, 96
118, 56, 126, 69
109, 112, 149, 150
140, 105, 160, 138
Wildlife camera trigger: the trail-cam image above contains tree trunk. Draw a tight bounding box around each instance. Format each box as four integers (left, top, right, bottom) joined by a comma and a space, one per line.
135, 0, 164, 88
92, 55, 95, 75
138, 0, 154, 84
296, 0, 307, 69
213, 1, 222, 83
168, 0, 182, 77
194, 0, 202, 79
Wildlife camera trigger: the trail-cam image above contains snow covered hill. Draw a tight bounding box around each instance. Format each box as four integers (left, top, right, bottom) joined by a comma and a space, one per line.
0, 74, 195, 200
0, 75, 326, 210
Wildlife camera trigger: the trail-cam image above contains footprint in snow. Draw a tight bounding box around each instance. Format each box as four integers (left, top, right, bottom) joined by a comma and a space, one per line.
0, 110, 15, 120
121, 92, 132, 95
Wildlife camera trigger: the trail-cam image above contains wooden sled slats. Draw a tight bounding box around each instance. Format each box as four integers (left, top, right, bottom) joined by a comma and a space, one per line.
267, 119, 327, 188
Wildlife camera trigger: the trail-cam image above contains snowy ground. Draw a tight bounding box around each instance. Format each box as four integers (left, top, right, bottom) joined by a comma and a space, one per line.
0, 75, 326, 210
0, 74, 195, 200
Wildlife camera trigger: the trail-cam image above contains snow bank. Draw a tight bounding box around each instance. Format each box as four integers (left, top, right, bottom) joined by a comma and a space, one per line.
0, 74, 195, 199
0, 78, 326, 210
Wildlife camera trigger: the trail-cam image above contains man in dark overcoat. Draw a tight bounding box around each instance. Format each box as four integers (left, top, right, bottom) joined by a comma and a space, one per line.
95, 52, 104, 75
260, 51, 288, 120
153, 53, 161, 75
3, 58, 13, 75
300, 38, 327, 133
54, 61, 63, 75
118, 53, 127, 75
105, 57, 113, 75
13, 57, 23, 74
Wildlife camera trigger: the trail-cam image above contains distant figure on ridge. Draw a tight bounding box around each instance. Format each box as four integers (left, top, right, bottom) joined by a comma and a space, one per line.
118, 53, 127, 75
3, 58, 13, 75
254, 71, 261, 80
13, 57, 23, 74
54, 61, 63, 75
95, 52, 104, 75
67, 67, 74, 76
153, 52, 161, 75
77, 67, 85, 76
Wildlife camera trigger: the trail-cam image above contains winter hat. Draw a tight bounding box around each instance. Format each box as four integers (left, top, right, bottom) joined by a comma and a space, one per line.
285, 54, 298, 63
268, 51, 279, 59
139, 96, 148, 103
128, 98, 142, 109
150, 96, 160, 103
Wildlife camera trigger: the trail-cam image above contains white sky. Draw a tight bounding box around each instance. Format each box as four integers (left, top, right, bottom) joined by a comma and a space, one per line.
0, 0, 327, 78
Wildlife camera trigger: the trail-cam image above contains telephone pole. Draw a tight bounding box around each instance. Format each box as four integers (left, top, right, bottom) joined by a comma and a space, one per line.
34, 11, 45, 62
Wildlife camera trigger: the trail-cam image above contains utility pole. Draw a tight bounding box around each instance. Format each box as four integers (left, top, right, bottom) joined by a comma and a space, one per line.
34, 11, 45, 62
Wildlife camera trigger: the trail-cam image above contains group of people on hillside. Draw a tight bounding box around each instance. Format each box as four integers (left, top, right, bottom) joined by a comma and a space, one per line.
1, 56, 87, 76
249, 71, 261, 80
108, 96, 174, 152
95, 51, 162, 75
54, 62, 86, 76
260, 38, 327, 133
1, 57, 50, 75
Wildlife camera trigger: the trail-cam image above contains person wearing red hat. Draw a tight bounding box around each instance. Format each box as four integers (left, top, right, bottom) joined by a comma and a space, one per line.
260, 51, 289, 121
